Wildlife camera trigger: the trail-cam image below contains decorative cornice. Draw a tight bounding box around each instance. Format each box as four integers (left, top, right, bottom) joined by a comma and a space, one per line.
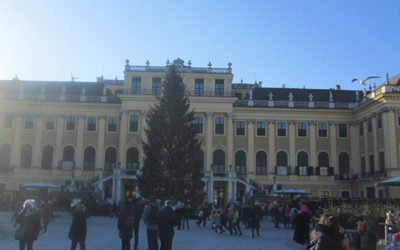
267, 120, 276, 125
307, 120, 317, 126
205, 112, 213, 119
328, 121, 337, 126
287, 120, 296, 125
247, 119, 255, 124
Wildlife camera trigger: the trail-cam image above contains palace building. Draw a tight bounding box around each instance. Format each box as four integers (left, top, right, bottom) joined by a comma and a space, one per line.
0, 58, 400, 204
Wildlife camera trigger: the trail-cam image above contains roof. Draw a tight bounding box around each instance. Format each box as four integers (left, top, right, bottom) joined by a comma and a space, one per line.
387, 73, 400, 86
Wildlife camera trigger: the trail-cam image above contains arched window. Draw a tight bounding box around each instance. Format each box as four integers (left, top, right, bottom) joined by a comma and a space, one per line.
297, 151, 309, 166
62, 146, 74, 170
126, 147, 139, 170
0, 144, 11, 169
194, 149, 204, 172
318, 152, 329, 167
41, 145, 53, 169
276, 151, 288, 166
84, 146, 95, 171
105, 147, 117, 171
21, 144, 32, 169
256, 151, 267, 175
235, 150, 246, 175
213, 150, 225, 174
339, 152, 350, 177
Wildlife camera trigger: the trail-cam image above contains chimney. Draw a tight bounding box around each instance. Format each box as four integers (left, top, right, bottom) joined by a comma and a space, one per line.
335, 85, 341, 90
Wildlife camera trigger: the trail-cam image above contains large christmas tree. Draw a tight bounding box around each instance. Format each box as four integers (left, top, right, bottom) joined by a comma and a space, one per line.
138, 65, 204, 205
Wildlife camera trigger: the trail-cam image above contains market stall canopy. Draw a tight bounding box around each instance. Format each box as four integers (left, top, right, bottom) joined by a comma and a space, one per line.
273, 188, 311, 195
20, 182, 60, 189
376, 177, 400, 187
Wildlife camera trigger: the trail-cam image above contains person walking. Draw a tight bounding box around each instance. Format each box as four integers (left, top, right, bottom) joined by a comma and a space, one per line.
196, 204, 206, 227
182, 203, 191, 230
249, 203, 263, 237
41, 200, 52, 233
69, 203, 88, 250
118, 200, 135, 250
358, 209, 379, 250
143, 196, 159, 250
132, 198, 143, 250
158, 200, 178, 250
273, 202, 281, 228
293, 204, 311, 250
15, 199, 41, 250
233, 206, 242, 236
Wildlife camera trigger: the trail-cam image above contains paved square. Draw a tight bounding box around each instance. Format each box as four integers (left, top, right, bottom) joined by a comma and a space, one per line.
0, 211, 300, 250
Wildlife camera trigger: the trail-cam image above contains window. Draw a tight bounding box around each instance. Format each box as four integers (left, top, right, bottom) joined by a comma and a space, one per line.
236, 121, 245, 136
131, 77, 141, 93
297, 151, 309, 176
0, 144, 11, 169
62, 146, 74, 170
215, 79, 224, 96
20, 144, 32, 169
361, 157, 366, 175
367, 117, 372, 132
359, 121, 364, 136
341, 191, 350, 198
213, 150, 225, 174
338, 123, 347, 138
257, 121, 266, 136
41, 145, 53, 169
379, 152, 385, 172
320, 190, 330, 198
25, 114, 34, 129
215, 117, 224, 135
256, 151, 267, 175
276, 151, 288, 166
369, 155, 374, 173
338, 152, 350, 177
194, 117, 203, 134
235, 150, 246, 175
66, 116, 75, 131
108, 117, 117, 132
83, 147, 95, 171
318, 123, 327, 137
126, 147, 139, 170
152, 78, 161, 94
104, 147, 117, 171
129, 114, 139, 132
277, 122, 286, 136
298, 122, 307, 137
318, 152, 329, 176
87, 116, 96, 131
4, 114, 13, 128
377, 113, 382, 129
46, 115, 55, 130
194, 79, 204, 95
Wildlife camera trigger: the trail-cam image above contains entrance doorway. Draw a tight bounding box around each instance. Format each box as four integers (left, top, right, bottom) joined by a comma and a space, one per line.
213, 182, 226, 207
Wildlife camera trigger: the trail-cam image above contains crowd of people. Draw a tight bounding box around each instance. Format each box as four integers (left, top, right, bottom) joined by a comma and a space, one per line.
10, 195, 390, 250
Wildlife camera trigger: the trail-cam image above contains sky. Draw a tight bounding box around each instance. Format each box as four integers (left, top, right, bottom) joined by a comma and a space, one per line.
0, 0, 399, 90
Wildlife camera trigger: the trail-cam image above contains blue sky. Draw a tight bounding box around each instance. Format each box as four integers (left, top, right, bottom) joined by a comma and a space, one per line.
0, 0, 399, 90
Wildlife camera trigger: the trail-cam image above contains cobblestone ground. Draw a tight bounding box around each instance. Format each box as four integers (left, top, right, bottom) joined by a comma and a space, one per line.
0, 211, 302, 250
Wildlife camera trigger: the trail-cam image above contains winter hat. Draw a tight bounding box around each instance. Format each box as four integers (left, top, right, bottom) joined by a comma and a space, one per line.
23, 199, 36, 209
300, 204, 308, 213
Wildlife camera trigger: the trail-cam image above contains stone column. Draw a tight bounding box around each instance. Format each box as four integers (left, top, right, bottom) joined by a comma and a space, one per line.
205, 112, 213, 172
383, 109, 398, 176
267, 120, 276, 174
118, 110, 128, 169
140, 110, 148, 167
233, 181, 237, 202
247, 120, 255, 175
112, 177, 116, 202
208, 180, 213, 203
32, 114, 44, 168
10, 113, 24, 167
309, 121, 317, 167
227, 180, 232, 201
363, 119, 369, 172
329, 121, 337, 170
372, 115, 379, 171
116, 177, 122, 203
75, 115, 86, 170
54, 114, 65, 169
226, 112, 234, 168
96, 116, 106, 172
350, 122, 360, 174
288, 120, 296, 169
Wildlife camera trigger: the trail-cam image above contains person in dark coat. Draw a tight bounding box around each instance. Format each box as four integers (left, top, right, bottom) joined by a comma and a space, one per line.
293, 204, 310, 250
15, 199, 41, 250
358, 210, 379, 250
308, 214, 347, 250
69, 203, 88, 250
118, 200, 135, 250
249, 203, 263, 237
132, 199, 142, 250
158, 200, 178, 250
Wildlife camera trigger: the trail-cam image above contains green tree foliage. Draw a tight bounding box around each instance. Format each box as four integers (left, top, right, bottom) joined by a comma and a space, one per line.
138, 65, 204, 205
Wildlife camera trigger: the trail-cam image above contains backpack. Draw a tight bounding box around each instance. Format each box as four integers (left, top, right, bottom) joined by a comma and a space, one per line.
148, 205, 159, 225
124, 215, 135, 227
